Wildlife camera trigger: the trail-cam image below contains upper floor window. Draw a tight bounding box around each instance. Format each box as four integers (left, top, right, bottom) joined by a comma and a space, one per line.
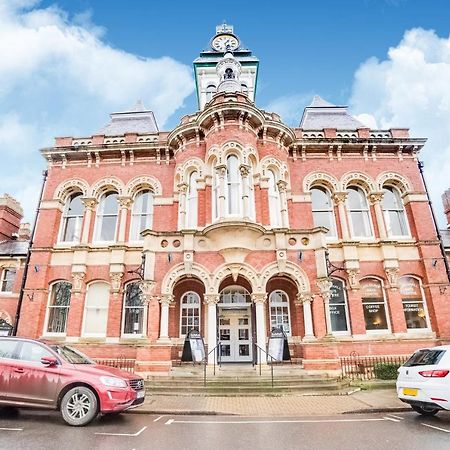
311, 187, 337, 237
205, 85, 216, 102
180, 291, 201, 336
399, 276, 429, 330
227, 155, 241, 215
60, 193, 84, 243
130, 190, 154, 241
268, 170, 281, 227
0, 268, 16, 293
382, 187, 409, 237
94, 192, 118, 242
347, 187, 373, 238
45, 281, 72, 334
241, 83, 248, 95
269, 290, 291, 336
122, 283, 146, 336
186, 171, 198, 228
360, 278, 389, 331
82, 282, 110, 337
329, 279, 349, 333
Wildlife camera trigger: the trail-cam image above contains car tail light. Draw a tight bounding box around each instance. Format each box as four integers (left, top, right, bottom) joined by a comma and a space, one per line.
419, 370, 449, 378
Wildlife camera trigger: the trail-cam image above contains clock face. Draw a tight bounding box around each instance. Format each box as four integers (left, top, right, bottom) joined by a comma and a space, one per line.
211, 34, 239, 52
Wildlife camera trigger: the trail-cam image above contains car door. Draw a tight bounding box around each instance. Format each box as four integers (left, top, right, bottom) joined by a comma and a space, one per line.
0, 338, 20, 402
7, 341, 61, 408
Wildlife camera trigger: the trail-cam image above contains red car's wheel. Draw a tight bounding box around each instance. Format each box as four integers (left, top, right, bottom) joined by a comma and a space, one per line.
60, 386, 98, 426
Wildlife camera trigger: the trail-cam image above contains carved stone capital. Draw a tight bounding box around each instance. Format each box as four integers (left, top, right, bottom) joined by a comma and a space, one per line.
251, 293, 267, 304
117, 196, 133, 209
277, 179, 288, 192
368, 191, 384, 205
203, 294, 220, 305
316, 278, 333, 302
109, 272, 123, 293
71, 272, 85, 293
346, 269, 360, 290
81, 197, 98, 211
177, 182, 188, 194
239, 164, 251, 177
215, 165, 227, 177
385, 267, 400, 290
159, 294, 174, 306
139, 280, 156, 302
332, 191, 348, 206
295, 292, 314, 305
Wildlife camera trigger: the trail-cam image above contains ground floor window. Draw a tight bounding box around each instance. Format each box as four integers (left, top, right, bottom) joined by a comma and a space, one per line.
46, 281, 72, 334
400, 276, 429, 329
83, 282, 110, 337
329, 279, 349, 333
360, 278, 389, 331
180, 291, 201, 336
269, 290, 291, 335
122, 283, 145, 335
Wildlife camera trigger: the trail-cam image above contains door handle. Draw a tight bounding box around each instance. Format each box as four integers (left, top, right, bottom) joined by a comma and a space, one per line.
13, 368, 25, 374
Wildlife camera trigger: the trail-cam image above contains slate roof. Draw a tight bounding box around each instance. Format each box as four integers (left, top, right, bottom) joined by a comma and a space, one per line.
96, 100, 159, 136
300, 96, 366, 130
0, 240, 29, 257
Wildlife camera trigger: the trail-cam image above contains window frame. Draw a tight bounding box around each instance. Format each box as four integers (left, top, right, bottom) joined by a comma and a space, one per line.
382, 186, 411, 238
268, 169, 281, 228
43, 281, 72, 337
179, 291, 201, 337
360, 277, 391, 333
81, 281, 110, 338
93, 191, 119, 243
268, 290, 292, 337
346, 186, 374, 239
329, 278, 351, 335
186, 171, 199, 229
205, 84, 216, 103
0, 268, 16, 293
225, 154, 242, 217
121, 282, 147, 338
58, 192, 84, 244
130, 189, 154, 242
310, 186, 337, 238
399, 275, 431, 332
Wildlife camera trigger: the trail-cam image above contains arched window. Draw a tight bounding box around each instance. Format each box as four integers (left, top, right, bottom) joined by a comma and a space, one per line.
220, 286, 251, 304
180, 292, 201, 336
311, 187, 337, 237
0, 268, 16, 293
399, 276, 430, 329
82, 282, 110, 337
269, 290, 291, 336
329, 279, 350, 333
94, 192, 118, 242
268, 170, 281, 227
382, 187, 409, 237
347, 187, 373, 238
226, 155, 241, 215
122, 283, 145, 336
213, 169, 220, 221
186, 171, 198, 228
130, 190, 154, 241
60, 193, 84, 243
205, 85, 216, 102
360, 279, 389, 331
45, 281, 72, 334
241, 83, 248, 95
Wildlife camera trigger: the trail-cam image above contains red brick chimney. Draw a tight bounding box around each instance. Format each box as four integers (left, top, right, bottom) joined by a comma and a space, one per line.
443, 189, 450, 228
0, 194, 23, 241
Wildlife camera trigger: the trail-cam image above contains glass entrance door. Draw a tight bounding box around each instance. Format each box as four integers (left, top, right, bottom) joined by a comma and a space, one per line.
218, 309, 253, 363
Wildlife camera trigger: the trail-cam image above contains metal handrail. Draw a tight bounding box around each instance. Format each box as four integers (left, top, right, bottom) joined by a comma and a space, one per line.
253, 343, 276, 388
202, 341, 221, 387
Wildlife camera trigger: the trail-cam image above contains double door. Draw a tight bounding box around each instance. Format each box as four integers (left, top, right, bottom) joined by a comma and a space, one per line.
218, 309, 253, 363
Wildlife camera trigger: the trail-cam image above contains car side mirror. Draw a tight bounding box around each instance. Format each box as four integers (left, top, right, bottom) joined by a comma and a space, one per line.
41, 356, 58, 367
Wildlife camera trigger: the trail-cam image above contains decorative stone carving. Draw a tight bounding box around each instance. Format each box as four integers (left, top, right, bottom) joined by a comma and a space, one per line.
368, 191, 384, 205
138, 280, 156, 303
277, 179, 288, 192
177, 182, 188, 194
159, 294, 174, 306
90, 176, 125, 198
125, 175, 162, 197
162, 262, 211, 295
117, 196, 133, 209
203, 294, 220, 305
239, 164, 251, 177
346, 269, 360, 290
385, 267, 400, 289
332, 191, 348, 206
295, 292, 314, 305
109, 272, 123, 294
71, 272, 85, 293
341, 172, 376, 192
303, 172, 339, 192
317, 278, 333, 302
251, 293, 267, 304
81, 197, 98, 211
184, 251, 194, 273
376, 172, 412, 195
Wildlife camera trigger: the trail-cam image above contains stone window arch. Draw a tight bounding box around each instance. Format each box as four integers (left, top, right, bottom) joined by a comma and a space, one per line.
59, 192, 84, 243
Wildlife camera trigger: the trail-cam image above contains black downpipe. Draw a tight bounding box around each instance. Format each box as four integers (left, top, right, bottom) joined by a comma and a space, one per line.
418, 161, 450, 283
12, 169, 48, 336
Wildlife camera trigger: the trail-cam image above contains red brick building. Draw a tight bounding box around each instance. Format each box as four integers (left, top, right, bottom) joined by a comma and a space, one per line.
16, 25, 450, 374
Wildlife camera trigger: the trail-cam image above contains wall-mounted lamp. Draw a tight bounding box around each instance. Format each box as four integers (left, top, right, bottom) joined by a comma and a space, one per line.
298, 251, 303, 262
432, 259, 438, 268
168, 252, 173, 263
34, 265, 39, 273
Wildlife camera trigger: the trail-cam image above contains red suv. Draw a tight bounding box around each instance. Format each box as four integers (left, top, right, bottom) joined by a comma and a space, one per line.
0, 337, 145, 426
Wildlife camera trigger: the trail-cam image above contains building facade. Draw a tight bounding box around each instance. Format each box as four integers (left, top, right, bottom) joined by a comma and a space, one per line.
17, 25, 450, 373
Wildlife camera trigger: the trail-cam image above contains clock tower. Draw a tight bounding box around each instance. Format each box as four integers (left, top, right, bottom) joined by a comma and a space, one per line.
193, 24, 259, 110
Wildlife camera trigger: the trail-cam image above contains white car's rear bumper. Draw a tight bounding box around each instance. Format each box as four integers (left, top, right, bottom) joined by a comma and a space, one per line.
396, 380, 450, 410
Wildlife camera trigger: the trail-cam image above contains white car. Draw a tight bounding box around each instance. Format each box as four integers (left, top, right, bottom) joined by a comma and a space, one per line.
397, 345, 450, 416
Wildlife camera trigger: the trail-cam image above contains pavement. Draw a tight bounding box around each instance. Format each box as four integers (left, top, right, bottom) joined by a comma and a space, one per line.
129, 388, 408, 416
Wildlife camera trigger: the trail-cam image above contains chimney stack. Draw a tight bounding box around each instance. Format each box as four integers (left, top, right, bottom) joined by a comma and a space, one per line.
0, 194, 23, 241
442, 189, 450, 229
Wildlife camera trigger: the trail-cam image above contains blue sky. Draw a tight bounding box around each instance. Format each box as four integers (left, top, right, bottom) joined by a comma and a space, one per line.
2, 0, 450, 224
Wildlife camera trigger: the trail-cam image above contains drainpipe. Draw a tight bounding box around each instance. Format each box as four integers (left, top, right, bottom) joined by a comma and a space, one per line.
418, 161, 450, 283
12, 169, 48, 336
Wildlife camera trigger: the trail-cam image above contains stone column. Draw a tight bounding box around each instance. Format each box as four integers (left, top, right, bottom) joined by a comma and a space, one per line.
204, 294, 220, 363
277, 180, 289, 228
139, 280, 156, 338
369, 191, 387, 239
159, 294, 174, 340
216, 165, 227, 219
297, 293, 315, 340
252, 293, 268, 363
117, 196, 133, 243
317, 278, 333, 336
177, 182, 188, 229
332, 192, 350, 240
80, 198, 98, 244
239, 164, 250, 219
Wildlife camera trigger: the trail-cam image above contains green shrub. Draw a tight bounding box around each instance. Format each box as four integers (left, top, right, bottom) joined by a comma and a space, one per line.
373, 362, 401, 380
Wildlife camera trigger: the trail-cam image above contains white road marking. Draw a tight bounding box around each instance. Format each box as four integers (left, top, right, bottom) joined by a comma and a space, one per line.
387, 414, 404, 420
153, 415, 164, 422
0, 427, 23, 431
421, 423, 450, 433
166, 418, 395, 425
95, 426, 147, 437
383, 416, 400, 422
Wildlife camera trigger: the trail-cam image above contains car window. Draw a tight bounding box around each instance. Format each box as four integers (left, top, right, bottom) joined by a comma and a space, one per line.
50, 345, 93, 364
403, 349, 445, 367
18, 342, 54, 363
0, 339, 18, 359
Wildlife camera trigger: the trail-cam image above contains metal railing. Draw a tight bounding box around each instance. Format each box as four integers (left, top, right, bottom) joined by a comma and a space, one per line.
253, 343, 276, 388
202, 341, 222, 387
340, 353, 409, 381
94, 356, 136, 373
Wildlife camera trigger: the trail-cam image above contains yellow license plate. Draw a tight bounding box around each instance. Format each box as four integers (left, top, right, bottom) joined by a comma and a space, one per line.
403, 388, 418, 396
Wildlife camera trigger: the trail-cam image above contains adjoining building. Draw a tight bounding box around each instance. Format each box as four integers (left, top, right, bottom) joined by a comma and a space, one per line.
16, 24, 450, 374
441, 188, 450, 265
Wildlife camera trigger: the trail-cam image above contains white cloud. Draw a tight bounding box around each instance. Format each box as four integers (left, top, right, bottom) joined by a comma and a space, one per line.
350, 28, 450, 227
0, 0, 194, 221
